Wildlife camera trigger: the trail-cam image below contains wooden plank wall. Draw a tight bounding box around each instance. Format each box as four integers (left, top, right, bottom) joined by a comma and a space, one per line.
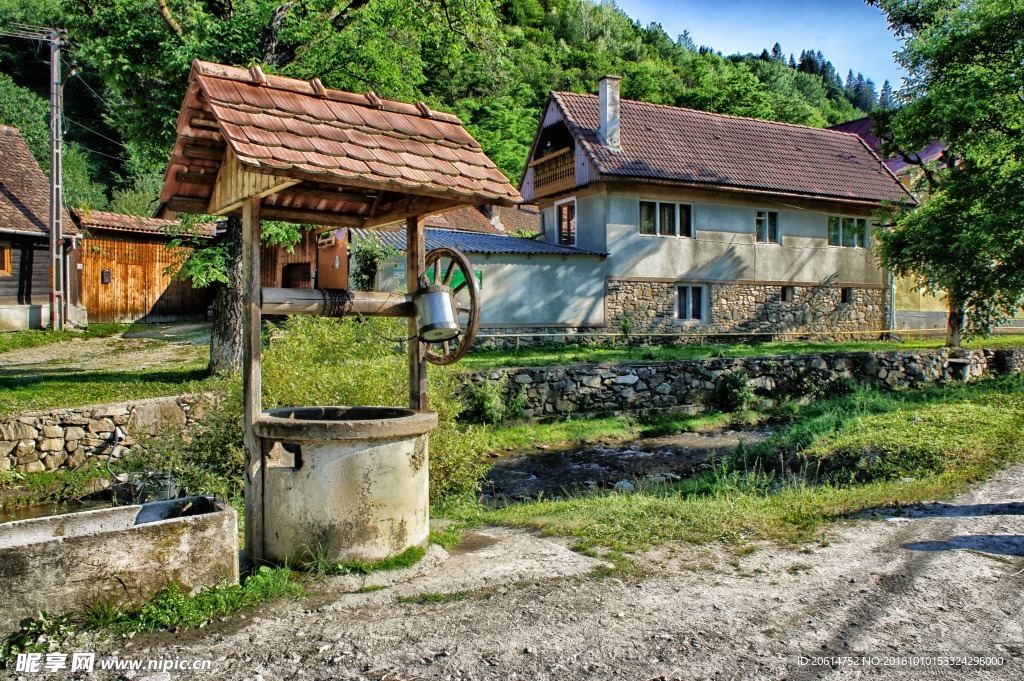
80, 233, 213, 324
0, 236, 50, 305
260, 229, 318, 288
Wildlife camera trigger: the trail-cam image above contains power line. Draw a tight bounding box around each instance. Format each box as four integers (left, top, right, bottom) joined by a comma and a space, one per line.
64, 116, 128, 150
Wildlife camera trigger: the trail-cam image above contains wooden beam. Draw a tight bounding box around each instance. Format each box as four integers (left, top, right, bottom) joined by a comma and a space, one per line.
165, 196, 210, 214
274, 187, 377, 205
175, 171, 217, 185
261, 288, 413, 317
242, 197, 264, 565
260, 206, 366, 227
407, 214, 427, 410
209, 146, 300, 215
189, 116, 221, 131
364, 196, 466, 229
183, 144, 225, 161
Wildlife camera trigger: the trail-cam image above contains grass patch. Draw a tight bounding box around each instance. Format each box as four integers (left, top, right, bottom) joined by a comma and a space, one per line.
0, 365, 216, 416
0, 324, 129, 355
3, 566, 302, 658
485, 410, 762, 453
397, 591, 471, 605
437, 376, 1024, 552
299, 544, 426, 577
460, 334, 1024, 370
0, 466, 110, 512
428, 522, 465, 550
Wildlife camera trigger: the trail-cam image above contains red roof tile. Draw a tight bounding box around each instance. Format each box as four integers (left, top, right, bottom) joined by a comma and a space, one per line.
160, 61, 520, 220
0, 126, 76, 237
550, 93, 913, 204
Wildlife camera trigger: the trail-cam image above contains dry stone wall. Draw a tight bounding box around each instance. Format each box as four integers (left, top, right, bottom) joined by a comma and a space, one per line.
463, 348, 1022, 420
0, 395, 207, 474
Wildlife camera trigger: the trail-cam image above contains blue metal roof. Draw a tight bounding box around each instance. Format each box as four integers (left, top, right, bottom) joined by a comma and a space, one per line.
350, 227, 605, 257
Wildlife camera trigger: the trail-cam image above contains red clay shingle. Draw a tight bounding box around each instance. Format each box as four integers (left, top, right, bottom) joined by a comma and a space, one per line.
550, 93, 913, 204
0, 126, 76, 236
161, 61, 520, 216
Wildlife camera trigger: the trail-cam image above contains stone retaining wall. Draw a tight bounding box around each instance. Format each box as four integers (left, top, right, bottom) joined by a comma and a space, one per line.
462, 348, 1023, 420
0, 395, 207, 474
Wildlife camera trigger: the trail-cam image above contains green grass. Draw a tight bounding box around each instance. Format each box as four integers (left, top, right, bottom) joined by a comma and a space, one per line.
460, 334, 1024, 370
0, 324, 129, 355
437, 376, 1024, 552
0, 364, 216, 416
3, 566, 302, 657
0, 466, 110, 512
397, 591, 471, 604
484, 410, 761, 452
299, 544, 426, 576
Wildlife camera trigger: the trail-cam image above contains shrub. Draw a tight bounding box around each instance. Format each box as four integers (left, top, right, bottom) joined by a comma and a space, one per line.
349, 235, 397, 291
262, 316, 489, 498
461, 375, 526, 425
714, 372, 754, 412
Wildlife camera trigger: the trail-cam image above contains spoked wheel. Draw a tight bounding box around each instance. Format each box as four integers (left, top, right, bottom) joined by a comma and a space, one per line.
422, 247, 481, 366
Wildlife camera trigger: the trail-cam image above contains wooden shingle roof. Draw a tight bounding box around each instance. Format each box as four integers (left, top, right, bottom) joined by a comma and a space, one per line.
0, 125, 76, 236
72, 209, 216, 238
160, 61, 520, 228
549, 92, 914, 205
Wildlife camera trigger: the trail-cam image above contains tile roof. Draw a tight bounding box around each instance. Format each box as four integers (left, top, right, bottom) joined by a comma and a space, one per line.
828, 117, 946, 176
494, 204, 540, 234
0, 125, 76, 236
352, 227, 603, 257
423, 206, 501, 234
550, 93, 914, 204
160, 61, 520, 225
72, 209, 217, 238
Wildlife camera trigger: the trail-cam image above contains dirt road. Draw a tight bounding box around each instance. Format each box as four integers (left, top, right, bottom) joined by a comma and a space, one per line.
46, 464, 1024, 681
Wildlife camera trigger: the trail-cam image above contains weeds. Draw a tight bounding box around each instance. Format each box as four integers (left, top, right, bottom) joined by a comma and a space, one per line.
397, 591, 470, 605
299, 544, 426, 577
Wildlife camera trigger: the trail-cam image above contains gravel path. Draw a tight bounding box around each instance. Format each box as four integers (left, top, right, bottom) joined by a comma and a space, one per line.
51, 464, 1024, 681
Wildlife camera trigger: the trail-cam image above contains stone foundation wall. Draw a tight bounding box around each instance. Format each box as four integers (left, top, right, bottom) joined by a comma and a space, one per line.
0, 395, 208, 474
606, 280, 888, 336
463, 348, 1020, 420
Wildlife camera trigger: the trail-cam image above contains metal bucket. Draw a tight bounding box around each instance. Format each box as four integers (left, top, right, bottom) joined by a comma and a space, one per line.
254, 406, 437, 564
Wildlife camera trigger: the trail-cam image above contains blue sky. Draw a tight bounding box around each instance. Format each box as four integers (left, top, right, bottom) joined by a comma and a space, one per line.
614, 0, 905, 87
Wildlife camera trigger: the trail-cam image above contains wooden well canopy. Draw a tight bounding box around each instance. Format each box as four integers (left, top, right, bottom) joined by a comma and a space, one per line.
159, 60, 521, 228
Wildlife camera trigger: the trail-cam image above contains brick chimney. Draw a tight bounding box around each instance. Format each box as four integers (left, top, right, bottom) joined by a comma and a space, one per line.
598, 75, 621, 151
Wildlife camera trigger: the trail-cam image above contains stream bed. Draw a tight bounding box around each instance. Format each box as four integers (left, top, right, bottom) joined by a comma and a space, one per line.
483, 427, 773, 501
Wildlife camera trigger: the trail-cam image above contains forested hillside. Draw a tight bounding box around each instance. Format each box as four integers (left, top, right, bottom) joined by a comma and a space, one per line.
0, 0, 886, 214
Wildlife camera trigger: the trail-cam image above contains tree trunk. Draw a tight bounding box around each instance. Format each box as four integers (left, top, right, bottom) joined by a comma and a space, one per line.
945, 299, 965, 348
209, 217, 244, 375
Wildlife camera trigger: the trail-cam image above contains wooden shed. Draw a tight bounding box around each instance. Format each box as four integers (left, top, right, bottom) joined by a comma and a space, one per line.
72, 210, 215, 323
0, 125, 80, 331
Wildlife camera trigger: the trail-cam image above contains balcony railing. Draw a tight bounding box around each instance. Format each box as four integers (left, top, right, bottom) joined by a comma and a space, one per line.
529, 147, 575, 198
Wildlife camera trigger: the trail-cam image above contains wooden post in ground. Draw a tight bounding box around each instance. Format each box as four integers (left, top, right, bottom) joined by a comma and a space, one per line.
242, 197, 264, 564
407, 214, 427, 410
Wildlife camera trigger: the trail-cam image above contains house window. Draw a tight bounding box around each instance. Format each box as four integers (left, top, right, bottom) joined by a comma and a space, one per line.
840, 287, 853, 304
282, 263, 312, 289
828, 216, 867, 248
781, 286, 795, 302
556, 199, 576, 246
676, 285, 705, 322
0, 240, 10, 276
639, 201, 693, 237
755, 210, 779, 243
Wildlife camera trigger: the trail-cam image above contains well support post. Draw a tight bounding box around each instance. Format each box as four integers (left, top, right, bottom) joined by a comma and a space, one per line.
242, 197, 264, 564
407, 214, 427, 410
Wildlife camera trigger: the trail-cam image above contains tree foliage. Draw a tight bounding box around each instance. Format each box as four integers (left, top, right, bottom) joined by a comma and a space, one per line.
871, 0, 1024, 344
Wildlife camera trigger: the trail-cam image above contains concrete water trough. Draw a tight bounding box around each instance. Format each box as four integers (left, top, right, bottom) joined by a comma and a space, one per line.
0, 496, 238, 636
255, 406, 438, 565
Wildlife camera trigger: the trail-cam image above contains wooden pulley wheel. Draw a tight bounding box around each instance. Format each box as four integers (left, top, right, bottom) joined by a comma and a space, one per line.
421, 247, 481, 365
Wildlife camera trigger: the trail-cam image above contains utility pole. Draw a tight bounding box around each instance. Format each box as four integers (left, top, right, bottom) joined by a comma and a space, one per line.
0, 23, 67, 330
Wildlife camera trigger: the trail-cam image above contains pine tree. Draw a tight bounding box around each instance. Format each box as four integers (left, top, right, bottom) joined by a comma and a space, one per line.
788, 54, 796, 68
846, 69, 855, 91
760, 48, 771, 60
771, 42, 784, 61
878, 79, 895, 109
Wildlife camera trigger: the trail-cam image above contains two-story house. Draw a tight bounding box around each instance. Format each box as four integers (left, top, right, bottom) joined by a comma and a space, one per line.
515, 77, 914, 338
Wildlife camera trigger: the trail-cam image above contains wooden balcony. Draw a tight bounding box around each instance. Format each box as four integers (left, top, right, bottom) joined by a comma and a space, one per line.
529, 147, 576, 198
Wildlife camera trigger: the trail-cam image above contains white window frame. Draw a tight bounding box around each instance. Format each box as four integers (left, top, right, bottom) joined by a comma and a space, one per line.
555, 197, 577, 247
638, 200, 694, 238
828, 215, 869, 249
755, 209, 781, 244
675, 284, 707, 324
